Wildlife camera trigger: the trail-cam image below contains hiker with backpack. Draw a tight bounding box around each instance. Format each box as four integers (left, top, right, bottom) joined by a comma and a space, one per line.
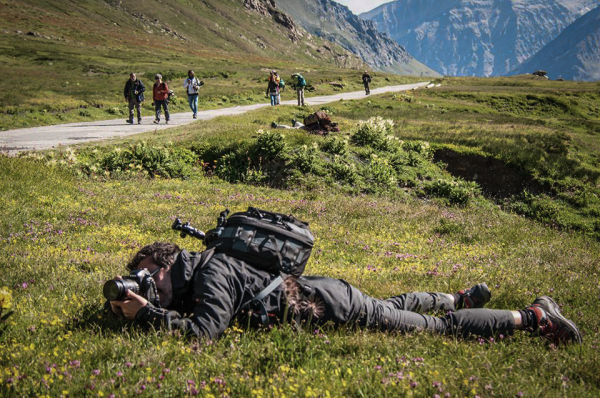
266, 71, 280, 106
107, 208, 581, 345
123, 73, 145, 124
184, 70, 203, 119
292, 73, 307, 106
152, 74, 170, 125
362, 71, 372, 95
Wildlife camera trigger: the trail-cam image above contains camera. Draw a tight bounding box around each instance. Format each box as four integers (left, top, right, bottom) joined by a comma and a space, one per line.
103, 269, 160, 306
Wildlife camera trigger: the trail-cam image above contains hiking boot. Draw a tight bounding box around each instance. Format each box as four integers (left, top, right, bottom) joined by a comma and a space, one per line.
138, 119, 142, 125
126, 119, 133, 124
457, 283, 491, 309
526, 296, 582, 345
165, 120, 169, 124
153, 119, 160, 124
193, 113, 197, 119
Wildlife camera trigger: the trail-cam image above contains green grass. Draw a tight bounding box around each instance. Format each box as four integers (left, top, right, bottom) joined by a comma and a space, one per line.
1, 1, 599, 393
0, 0, 427, 130
2, 76, 600, 396
1, 155, 599, 397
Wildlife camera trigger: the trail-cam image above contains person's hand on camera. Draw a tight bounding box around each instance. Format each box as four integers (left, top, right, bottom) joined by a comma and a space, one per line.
110, 289, 148, 320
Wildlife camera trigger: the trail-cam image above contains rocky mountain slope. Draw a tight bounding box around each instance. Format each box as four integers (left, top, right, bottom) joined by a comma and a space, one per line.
512, 5, 600, 81
362, 0, 597, 77
0, 0, 364, 73
276, 0, 439, 76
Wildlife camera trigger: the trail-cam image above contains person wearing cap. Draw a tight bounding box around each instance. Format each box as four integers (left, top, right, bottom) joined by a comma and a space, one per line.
123, 73, 145, 124
152, 74, 170, 125
183, 70, 203, 119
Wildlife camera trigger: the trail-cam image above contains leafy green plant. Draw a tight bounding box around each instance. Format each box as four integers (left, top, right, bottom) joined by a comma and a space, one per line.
327, 155, 358, 185
425, 179, 479, 206
250, 130, 287, 162
291, 143, 322, 174
320, 136, 348, 156
351, 117, 396, 151
216, 152, 249, 183
362, 154, 396, 192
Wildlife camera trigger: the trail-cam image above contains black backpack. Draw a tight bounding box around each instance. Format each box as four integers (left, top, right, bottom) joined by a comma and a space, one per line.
204, 207, 314, 277
173, 207, 314, 277
173, 207, 315, 324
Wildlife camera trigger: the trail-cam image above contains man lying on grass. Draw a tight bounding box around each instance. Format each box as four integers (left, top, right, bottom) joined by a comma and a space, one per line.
108, 242, 582, 345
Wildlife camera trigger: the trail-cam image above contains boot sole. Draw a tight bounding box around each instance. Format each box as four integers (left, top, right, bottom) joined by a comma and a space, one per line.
535, 296, 582, 344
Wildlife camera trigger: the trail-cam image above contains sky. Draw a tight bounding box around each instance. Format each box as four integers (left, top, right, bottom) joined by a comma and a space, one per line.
333, 0, 394, 14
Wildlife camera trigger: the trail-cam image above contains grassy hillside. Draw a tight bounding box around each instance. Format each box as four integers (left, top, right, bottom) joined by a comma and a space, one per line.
1, 76, 600, 396
0, 0, 429, 130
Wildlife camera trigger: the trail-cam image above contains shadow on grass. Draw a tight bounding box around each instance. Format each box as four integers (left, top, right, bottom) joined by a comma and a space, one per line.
67, 303, 133, 334
0, 311, 14, 337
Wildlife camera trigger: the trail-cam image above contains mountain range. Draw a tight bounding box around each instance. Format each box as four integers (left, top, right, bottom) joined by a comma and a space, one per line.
512, 5, 600, 81
275, 0, 439, 76
362, 0, 598, 78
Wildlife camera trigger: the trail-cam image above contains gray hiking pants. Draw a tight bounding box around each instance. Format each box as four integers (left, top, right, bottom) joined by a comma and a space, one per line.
297, 87, 305, 106
356, 289, 515, 338
128, 97, 142, 122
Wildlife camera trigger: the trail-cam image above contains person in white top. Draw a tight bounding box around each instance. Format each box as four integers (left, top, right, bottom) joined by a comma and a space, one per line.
183, 70, 203, 119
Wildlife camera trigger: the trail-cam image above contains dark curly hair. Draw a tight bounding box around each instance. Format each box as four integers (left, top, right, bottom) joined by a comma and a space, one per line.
127, 242, 181, 271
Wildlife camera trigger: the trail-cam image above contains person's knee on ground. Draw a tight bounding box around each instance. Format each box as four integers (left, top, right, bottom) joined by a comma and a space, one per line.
454, 283, 492, 309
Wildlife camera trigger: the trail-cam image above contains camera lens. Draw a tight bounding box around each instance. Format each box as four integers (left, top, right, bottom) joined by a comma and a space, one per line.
103, 279, 140, 301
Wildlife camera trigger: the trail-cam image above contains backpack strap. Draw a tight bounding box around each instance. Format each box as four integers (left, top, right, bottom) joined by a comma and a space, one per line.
243, 275, 283, 325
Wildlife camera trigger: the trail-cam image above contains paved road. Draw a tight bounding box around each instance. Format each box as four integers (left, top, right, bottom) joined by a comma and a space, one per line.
0, 82, 430, 154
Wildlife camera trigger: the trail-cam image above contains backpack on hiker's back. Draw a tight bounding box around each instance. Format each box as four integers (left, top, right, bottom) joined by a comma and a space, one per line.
293, 74, 307, 88
174, 207, 314, 277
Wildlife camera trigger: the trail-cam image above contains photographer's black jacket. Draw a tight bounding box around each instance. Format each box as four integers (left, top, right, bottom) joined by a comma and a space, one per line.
135, 250, 364, 339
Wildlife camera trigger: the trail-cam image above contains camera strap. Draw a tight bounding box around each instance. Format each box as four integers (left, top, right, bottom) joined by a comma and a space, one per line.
243, 275, 283, 325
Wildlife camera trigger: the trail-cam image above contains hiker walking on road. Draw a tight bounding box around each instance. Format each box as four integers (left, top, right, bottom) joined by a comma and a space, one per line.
275, 71, 284, 105
152, 74, 170, 125
266, 71, 280, 107
362, 71, 372, 95
292, 73, 307, 106
184, 70, 203, 119
124, 73, 145, 124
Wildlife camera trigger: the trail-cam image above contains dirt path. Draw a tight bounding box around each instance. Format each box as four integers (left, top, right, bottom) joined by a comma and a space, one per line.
0, 82, 430, 154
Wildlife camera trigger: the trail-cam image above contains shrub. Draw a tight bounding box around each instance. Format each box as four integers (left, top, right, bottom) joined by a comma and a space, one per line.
362, 154, 396, 192
216, 152, 249, 183
250, 130, 287, 162
291, 143, 322, 174
351, 117, 396, 151
425, 179, 478, 205
402, 141, 432, 158
74, 142, 197, 179
320, 136, 348, 156
327, 155, 358, 185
